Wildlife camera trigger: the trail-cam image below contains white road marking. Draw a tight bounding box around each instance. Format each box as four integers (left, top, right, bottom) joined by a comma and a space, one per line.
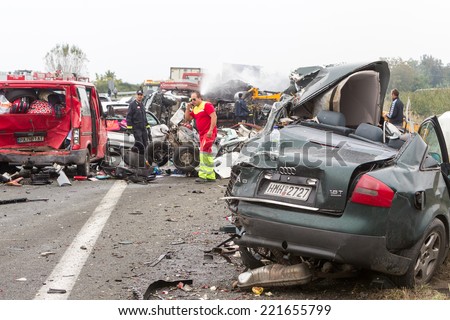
34, 180, 128, 300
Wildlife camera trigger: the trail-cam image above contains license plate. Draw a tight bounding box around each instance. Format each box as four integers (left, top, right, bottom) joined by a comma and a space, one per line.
264, 182, 312, 201
17, 136, 45, 143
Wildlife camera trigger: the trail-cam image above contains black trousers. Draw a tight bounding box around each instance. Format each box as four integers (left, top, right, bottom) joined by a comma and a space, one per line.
132, 127, 149, 153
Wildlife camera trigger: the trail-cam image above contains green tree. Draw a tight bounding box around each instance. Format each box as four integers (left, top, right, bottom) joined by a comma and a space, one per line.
44, 44, 88, 76
382, 56, 441, 93
388, 60, 416, 92
93, 71, 140, 94
442, 63, 450, 87
419, 55, 444, 88
105, 70, 116, 80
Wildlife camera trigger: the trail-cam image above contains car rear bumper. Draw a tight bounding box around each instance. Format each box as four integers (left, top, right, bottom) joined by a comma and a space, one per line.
0, 149, 87, 166
236, 212, 411, 276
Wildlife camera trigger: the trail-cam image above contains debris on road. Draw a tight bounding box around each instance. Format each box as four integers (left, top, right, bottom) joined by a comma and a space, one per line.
0, 197, 48, 205
101, 164, 156, 184
203, 253, 214, 261
131, 287, 144, 300
170, 239, 185, 245
40, 251, 56, 257
30, 171, 54, 185
1, 172, 13, 182
143, 279, 193, 300
5, 177, 23, 186
128, 211, 143, 215
0, 157, 157, 188
145, 252, 172, 267
119, 240, 134, 245
54, 163, 71, 187
47, 288, 67, 294
177, 281, 193, 292
211, 246, 238, 254
252, 286, 264, 295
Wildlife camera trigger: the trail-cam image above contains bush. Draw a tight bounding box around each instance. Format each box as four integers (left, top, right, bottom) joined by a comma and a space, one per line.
384, 88, 450, 122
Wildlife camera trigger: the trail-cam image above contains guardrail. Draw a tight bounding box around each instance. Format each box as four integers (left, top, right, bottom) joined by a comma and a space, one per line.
117, 91, 136, 96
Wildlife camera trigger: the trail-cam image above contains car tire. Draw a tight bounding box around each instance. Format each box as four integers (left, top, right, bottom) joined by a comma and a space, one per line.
5, 89, 38, 102
147, 141, 169, 167
77, 151, 91, 176
173, 144, 199, 173
391, 219, 446, 288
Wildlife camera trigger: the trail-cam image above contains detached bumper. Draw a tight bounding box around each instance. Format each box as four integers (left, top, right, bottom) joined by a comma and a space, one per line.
236, 213, 411, 276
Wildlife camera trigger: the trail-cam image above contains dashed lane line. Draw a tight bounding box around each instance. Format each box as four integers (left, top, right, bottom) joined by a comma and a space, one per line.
34, 180, 128, 300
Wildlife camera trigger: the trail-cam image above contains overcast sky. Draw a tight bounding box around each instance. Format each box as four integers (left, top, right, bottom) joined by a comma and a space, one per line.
3, 0, 450, 91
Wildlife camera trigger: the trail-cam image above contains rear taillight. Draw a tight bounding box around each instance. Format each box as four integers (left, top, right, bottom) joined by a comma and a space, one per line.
72, 128, 80, 150
350, 174, 394, 208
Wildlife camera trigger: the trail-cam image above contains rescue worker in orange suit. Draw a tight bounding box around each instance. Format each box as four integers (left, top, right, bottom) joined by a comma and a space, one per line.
185, 91, 217, 182
126, 89, 150, 154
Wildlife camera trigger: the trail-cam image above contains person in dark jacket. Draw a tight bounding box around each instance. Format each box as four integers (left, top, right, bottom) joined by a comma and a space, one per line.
386, 88, 404, 129
126, 89, 150, 153
234, 92, 249, 123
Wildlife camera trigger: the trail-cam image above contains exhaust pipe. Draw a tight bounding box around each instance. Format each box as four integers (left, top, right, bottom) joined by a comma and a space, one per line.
237, 263, 313, 288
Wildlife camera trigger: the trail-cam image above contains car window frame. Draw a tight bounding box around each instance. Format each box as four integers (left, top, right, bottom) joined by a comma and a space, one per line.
77, 86, 91, 116
418, 116, 449, 165
146, 111, 160, 126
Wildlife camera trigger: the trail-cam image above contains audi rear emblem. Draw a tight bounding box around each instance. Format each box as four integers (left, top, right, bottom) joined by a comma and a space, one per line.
279, 167, 296, 175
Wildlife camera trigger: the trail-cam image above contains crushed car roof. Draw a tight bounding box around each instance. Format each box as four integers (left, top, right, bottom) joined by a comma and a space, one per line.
290, 61, 390, 110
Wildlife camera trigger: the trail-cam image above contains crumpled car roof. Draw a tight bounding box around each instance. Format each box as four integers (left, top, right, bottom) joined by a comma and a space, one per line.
289, 61, 390, 111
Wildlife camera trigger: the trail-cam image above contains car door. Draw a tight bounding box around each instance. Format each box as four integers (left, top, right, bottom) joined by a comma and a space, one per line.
418, 115, 450, 191
76, 87, 94, 153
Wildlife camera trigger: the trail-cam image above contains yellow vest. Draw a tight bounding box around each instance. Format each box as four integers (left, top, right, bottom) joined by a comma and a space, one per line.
193, 101, 206, 115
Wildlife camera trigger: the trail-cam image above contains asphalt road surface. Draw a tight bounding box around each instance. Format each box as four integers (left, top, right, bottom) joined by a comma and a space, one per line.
0, 175, 238, 300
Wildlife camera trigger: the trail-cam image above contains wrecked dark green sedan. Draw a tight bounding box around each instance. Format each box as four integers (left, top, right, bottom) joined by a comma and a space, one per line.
225, 61, 450, 288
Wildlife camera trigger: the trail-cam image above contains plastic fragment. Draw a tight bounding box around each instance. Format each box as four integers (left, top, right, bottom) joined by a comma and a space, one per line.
252, 286, 264, 295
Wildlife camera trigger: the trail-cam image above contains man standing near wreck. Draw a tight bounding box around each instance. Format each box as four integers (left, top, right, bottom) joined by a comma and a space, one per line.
185, 91, 217, 183
126, 89, 150, 153
385, 88, 404, 130
234, 92, 249, 123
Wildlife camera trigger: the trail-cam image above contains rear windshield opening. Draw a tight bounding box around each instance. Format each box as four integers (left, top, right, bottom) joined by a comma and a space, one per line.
0, 88, 66, 116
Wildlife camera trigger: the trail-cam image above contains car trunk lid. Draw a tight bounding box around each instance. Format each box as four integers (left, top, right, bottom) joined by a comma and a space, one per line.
250, 126, 397, 212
